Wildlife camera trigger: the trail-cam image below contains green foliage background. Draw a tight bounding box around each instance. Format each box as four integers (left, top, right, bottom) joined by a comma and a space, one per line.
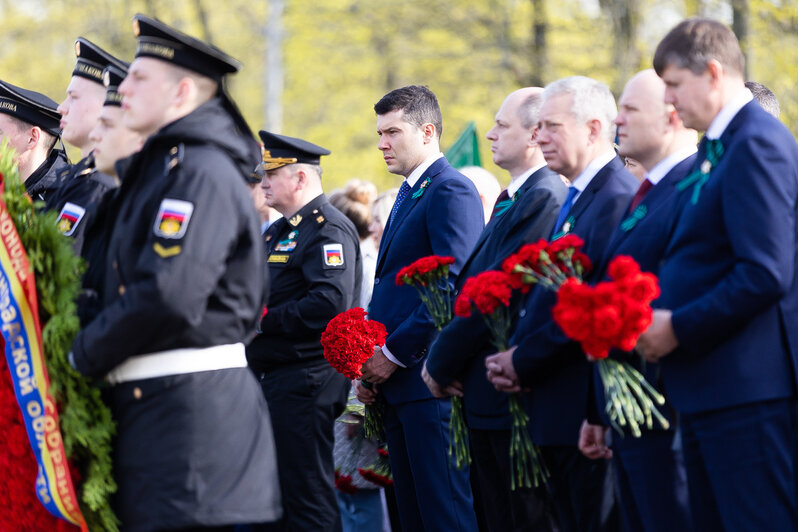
0, 0, 795, 191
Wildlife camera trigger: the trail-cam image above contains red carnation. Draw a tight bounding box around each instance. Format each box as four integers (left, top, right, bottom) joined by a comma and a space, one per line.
358, 468, 394, 487
396, 255, 455, 286
456, 271, 514, 319
335, 471, 359, 494
607, 255, 641, 281
546, 234, 584, 255
321, 308, 388, 380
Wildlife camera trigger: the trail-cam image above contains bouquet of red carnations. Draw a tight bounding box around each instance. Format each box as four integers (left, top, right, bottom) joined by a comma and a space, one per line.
455, 270, 548, 490
503, 236, 668, 437
553, 256, 668, 436
396, 255, 470, 469
321, 308, 388, 439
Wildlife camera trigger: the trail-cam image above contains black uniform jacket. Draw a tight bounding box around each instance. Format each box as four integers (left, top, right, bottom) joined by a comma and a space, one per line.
71, 98, 281, 531
25, 148, 69, 203
247, 194, 362, 371
45, 153, 119, 256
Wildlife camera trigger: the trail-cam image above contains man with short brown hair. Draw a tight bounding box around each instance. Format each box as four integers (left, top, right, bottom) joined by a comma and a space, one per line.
638, 17, 798, 530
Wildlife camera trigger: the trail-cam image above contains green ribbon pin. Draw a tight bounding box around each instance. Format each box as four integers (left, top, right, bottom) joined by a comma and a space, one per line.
551, 215, 575, 240
493, 191, 518, 218
620, 205, 647, 232
411, 177, 432, 199
676, 138, 724, 204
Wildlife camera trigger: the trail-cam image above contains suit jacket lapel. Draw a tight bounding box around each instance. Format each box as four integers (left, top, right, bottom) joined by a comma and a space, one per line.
567, 156, 623, 228
376, 158, 448, 275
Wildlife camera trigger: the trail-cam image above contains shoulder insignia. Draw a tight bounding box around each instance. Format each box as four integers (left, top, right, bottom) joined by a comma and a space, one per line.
153, 242, 182, 258
56, 202, 86, 236
268, 254, 290, 263
153, 198, 194, 239
289, 214, 302, 227
163, 144, 185, 175
316, 215, 325, 224
322, 243, 344, 266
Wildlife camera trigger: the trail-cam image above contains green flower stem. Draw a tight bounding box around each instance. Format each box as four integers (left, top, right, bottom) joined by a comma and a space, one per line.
597, 359, 670, 438
508, 393, 548, 490
361, 380, 385, 441
448, 396, 471, 469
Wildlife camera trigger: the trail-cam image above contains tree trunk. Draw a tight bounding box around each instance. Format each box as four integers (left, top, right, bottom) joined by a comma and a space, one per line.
731, 0, 750, 79
530, 0, 549, 87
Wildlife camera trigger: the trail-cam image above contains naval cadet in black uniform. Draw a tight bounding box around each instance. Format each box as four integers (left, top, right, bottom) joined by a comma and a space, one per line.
247, 131, 362, 532
47, 37, 128, 255
0, 80, 69, 201
74, 64, 146, 327
70, 15, 281, 532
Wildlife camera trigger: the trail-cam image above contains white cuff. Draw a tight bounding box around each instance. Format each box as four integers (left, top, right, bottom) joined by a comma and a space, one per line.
381, 343, 407, 368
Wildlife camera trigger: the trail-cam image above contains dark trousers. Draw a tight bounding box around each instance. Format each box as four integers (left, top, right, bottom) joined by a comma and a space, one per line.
681, 398, 798, 531
384, 397, 478, 531
612, 428, 691, 532
469, 428, 557, 532
539, 445, 618, 532
255, 363, 350, 532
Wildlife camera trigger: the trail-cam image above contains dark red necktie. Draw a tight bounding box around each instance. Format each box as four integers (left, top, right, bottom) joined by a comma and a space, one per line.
628, 179, 653, 212
491, 189, 511, 217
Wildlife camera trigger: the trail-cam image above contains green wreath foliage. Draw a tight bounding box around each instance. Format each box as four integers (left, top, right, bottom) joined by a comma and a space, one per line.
0, 140, 118, 531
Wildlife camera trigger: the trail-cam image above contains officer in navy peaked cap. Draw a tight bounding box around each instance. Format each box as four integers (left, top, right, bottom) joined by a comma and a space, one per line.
0, 80, 69, 201
70, 14, 280, 531
247, 129, 362, 532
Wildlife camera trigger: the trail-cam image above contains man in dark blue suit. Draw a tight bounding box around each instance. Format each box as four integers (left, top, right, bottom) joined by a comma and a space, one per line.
577, 69, 697, 532
636, 18, 798, 531
486, 76, 638, 532
422, 87, 566, 532
355, 85, 482, 531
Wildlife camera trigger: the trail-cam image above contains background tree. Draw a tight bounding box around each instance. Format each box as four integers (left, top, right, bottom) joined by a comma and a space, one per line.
0, 0, 793, 191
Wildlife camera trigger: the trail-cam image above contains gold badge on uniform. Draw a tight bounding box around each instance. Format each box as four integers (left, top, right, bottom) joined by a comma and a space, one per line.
289, 214, 302, 227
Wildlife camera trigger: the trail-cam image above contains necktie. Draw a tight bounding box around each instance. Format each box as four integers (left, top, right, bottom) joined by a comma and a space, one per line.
551, 186, 578, 238
388, 180, 412, 227
491, 189, 512, 218
628, 178, 653, 213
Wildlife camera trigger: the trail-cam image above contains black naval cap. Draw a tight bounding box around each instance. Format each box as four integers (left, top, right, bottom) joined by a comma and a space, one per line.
0, 80, 61, 137
246, 162, 266, 184
258, 130, 331, 171
102, 64, 128, 107
132, 14, 241, 80
73, 38, 127, 86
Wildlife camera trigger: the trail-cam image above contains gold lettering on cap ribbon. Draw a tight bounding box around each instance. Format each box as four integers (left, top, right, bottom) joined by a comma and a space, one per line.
138, 42, 175, 60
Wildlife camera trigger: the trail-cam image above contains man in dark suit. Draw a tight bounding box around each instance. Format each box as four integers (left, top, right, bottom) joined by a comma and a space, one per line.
355, 85, 483, 531
577, 69, 697, 532
422, 87, 566, 532
636, 18, 798, 531
486, 76, 638, 532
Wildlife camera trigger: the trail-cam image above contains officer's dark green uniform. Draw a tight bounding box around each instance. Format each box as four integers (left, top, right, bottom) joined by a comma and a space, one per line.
247, 131, 362, 532
71, 15, 281, 532
46, 37, 127, 256
0, 80, 69, 202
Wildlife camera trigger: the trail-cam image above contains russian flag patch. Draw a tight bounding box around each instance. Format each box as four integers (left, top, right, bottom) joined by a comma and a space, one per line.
323, 243, 344, 266
154, 198, 194, 239
57, 202, 86, 236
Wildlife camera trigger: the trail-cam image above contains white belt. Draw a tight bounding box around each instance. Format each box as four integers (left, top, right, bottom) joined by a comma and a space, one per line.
106, 343, 247, 385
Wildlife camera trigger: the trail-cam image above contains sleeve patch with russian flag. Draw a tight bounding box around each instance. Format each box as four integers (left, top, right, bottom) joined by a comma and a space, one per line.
153, 198, 194, 239
57, 202, 86, 236
322, 243, 344, 267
